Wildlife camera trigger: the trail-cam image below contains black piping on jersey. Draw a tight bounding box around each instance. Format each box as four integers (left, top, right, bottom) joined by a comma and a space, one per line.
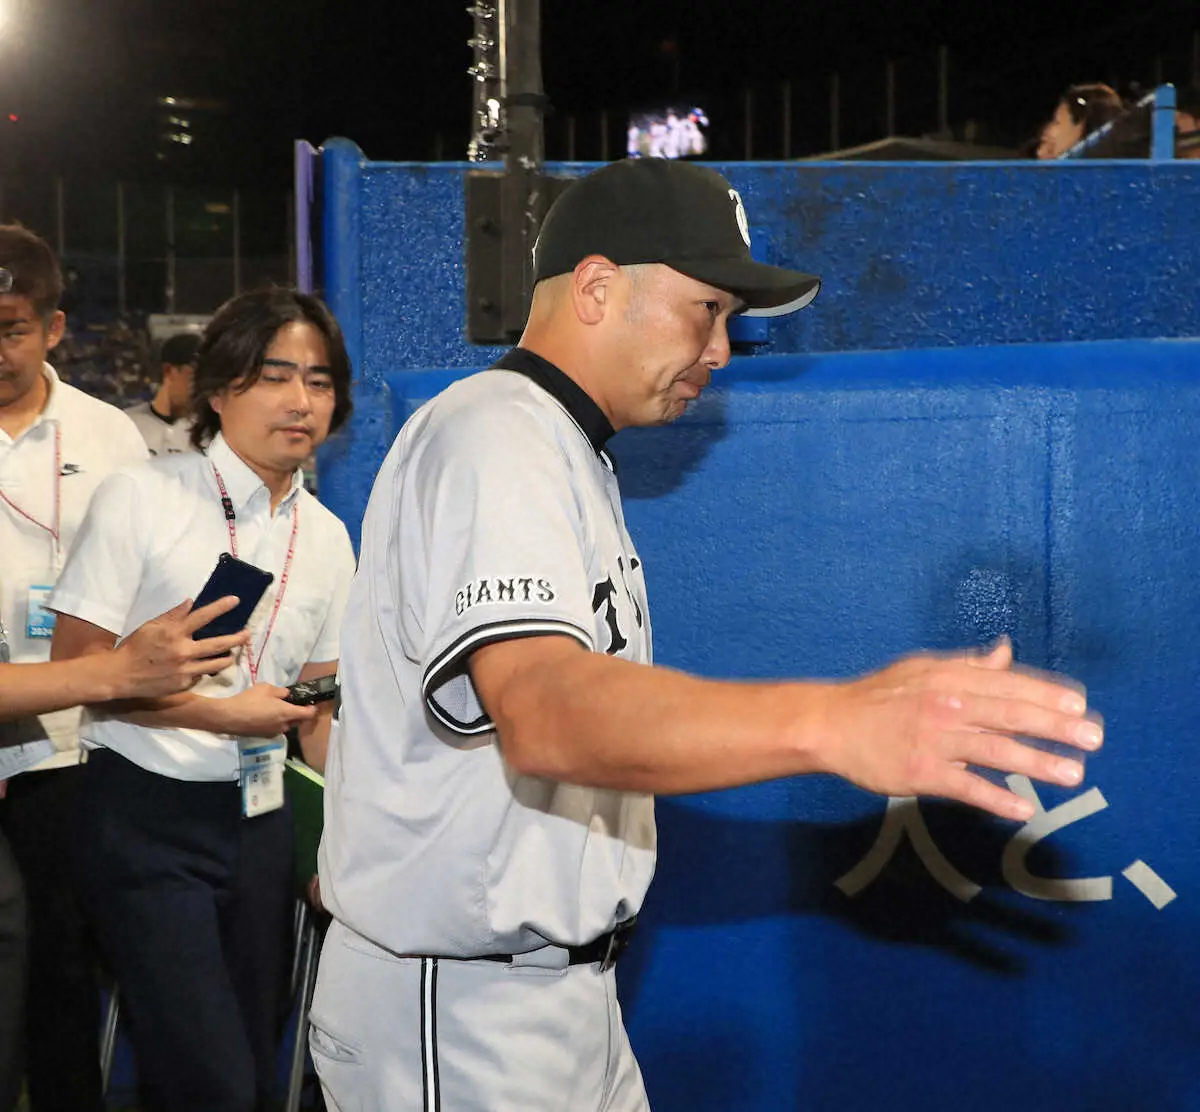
423, 618, 594, 736
491, 347, 617, 471
420, 957, 441, 1112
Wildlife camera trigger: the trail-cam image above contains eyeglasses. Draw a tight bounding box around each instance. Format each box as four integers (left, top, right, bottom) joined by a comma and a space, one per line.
0, 268, 12, 295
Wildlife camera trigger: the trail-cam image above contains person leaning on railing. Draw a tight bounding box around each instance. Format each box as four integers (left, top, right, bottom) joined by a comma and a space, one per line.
1035, 82, 1125, 159
1176, 83, 1200, 159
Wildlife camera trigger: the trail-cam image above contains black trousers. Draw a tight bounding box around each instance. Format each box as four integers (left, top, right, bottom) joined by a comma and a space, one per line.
0, 765, 104, 1112
75, 749, 294, 1112
0, 828, 26, 1112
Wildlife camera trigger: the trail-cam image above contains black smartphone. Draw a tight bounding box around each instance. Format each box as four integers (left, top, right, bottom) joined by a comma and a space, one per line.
190, 554, 274, 642
285, 674, 338, 706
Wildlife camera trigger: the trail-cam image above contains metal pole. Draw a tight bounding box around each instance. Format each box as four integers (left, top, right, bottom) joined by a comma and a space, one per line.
55, 175, 64, 256
1151, 83, 1177, 161
232, 188, 241, 296
743, 87, 753, 161
781, 80, 792, 160
937, 45, 949, 136
886, 60, 896, 136
285, 189, 296, 287
116, 181, 126, 317
599, 109, 609, 162
165, 185, 175, 314
498, 0, 546, 336
830, 73, 840, 152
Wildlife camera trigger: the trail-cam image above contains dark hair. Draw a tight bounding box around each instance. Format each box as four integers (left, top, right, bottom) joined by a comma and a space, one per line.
1176, 83, 1200, 120
0, 224, 62, 319
159, 331, 202, 368
189, 287, 354, 450
1061, 84, 1125, 134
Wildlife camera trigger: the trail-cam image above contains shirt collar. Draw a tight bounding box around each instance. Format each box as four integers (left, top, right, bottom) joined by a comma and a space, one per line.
34, 363, 62, 426
205, 431, 303, 515
491, 348, 615, 457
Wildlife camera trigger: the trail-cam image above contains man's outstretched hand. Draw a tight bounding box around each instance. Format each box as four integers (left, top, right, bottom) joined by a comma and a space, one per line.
821, 639, 1102, 821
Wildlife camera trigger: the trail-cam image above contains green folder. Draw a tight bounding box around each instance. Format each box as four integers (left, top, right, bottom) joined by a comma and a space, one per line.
285, 758, 325, 896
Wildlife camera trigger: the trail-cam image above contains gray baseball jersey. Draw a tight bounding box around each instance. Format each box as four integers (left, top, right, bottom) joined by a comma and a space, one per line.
123, 401, 197, 457
320, 348, 657, 958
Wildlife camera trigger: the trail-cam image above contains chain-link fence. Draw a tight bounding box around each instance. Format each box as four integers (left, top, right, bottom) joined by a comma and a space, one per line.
0, 177, 293, 319
0, 177, 293, 410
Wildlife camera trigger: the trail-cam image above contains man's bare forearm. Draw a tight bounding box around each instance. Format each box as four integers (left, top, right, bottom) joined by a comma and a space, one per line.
0, 656, 121, 725
475, 643, 830, 794
470, 636, 1099, 819
106, 692, 234, 733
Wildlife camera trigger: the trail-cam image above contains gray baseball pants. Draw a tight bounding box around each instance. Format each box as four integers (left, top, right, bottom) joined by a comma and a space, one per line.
310, 918, 650, 1111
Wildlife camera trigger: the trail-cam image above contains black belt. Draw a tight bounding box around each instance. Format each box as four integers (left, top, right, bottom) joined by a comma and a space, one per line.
479, 916, 638, 972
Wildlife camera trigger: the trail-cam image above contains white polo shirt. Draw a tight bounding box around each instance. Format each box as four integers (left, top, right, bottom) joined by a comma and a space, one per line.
49, 432, 356, 782
321, 349, 656, 959
0, 364, 148, 766
124, 400, 198, 457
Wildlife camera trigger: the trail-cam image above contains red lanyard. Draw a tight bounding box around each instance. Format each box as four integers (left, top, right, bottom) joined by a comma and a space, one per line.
0, 424, 62, 565
211, 463, 300, 685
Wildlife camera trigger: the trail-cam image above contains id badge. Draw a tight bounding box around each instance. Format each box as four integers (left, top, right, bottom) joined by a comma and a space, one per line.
25, 584, 57, 639
239, 739, 286, 818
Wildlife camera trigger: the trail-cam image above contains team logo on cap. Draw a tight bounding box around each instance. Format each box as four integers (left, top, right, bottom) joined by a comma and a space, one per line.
728, 189, 751, 248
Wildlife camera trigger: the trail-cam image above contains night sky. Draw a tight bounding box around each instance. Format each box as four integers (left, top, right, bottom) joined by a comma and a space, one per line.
2, 0, 1196, 184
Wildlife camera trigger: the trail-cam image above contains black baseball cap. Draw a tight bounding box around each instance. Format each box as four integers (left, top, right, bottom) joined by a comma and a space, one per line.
160, 332, 202, 366
532, 159, 820, 318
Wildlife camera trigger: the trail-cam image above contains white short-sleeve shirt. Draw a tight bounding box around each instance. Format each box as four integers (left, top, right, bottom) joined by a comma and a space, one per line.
321, 348, 657, 959
0, 364, 148, 764
49, 432, 356, 781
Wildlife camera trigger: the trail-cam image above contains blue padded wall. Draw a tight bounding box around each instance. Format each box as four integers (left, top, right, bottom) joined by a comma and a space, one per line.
383, 337, 1200, 1111
317, 145, 1200, 551
315, 140, 1200, 1109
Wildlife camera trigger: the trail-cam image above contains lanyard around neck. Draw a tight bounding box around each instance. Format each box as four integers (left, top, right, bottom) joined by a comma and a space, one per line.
211, 462, 300, 685
0, 424, 62, 566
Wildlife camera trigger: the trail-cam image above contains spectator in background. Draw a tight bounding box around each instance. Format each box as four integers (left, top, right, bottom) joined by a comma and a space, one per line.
1036, 83, 1125, 158
1176, 84, 1200, 159
0, 223, 148, 1112
49, 287, 356, 1111
125, 331, 202, 455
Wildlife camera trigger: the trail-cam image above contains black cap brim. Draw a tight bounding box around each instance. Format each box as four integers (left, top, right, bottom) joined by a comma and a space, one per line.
670, 256, 821, 318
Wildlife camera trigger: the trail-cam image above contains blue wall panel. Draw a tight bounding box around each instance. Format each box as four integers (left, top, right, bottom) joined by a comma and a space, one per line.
316, 141, 1200, 1110
384, 338, 1200, 1111
317, 148, 1200, 550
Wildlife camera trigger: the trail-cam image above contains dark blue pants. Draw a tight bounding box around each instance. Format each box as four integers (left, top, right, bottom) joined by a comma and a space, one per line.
75, 749, 293, 1112
0, 765, 103, 1112
0, 829, 25, 1112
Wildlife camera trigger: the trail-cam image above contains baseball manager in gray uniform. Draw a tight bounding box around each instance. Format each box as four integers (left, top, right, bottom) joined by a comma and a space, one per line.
312, 158, 1102, 1111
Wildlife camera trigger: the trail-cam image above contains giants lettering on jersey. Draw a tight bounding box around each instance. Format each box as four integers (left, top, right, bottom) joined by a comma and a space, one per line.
454, 576, 555, 616
591, 554, 644, 655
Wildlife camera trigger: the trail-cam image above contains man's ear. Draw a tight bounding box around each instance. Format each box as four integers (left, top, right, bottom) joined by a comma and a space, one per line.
571, 256, 619, 325
44, 310, 66, 352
